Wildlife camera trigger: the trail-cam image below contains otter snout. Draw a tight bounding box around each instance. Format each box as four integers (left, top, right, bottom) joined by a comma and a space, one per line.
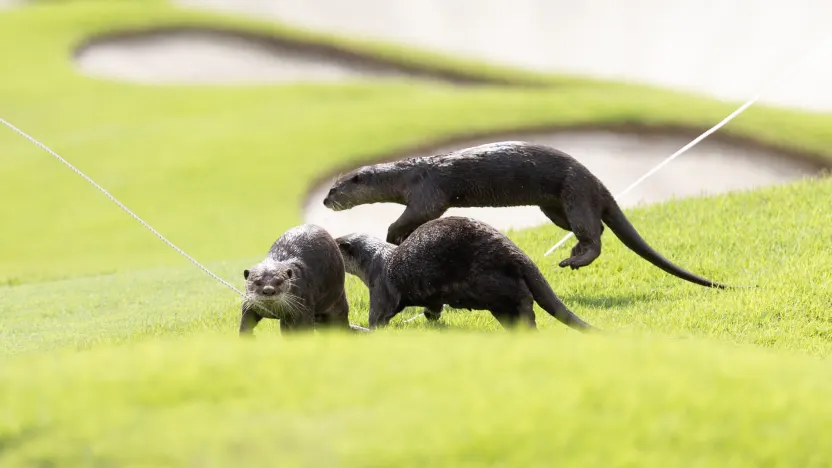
323, 187, 347, 211
322, 189, 335, 209
262, 285, 276, 296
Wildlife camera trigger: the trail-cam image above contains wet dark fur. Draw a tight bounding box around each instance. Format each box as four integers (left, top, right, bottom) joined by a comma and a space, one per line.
240, 224, 351, 336
323, 140, 732, 289
335, 216, 596, 332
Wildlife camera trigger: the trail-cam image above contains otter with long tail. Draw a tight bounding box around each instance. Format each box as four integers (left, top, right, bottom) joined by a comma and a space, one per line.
323, 140, 734, 289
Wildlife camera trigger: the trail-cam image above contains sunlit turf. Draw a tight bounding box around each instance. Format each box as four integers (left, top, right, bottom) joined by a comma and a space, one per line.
2, 330, 832, 467
2, 176, 830, 357
2, 1, 832, 466
2, 0, 831, 284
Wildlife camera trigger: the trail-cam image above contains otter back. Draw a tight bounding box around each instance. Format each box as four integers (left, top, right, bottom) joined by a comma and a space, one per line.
336, 216, 596, 332
323, 140, 735, 290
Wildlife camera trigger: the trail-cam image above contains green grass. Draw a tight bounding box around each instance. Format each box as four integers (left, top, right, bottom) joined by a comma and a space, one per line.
2, 176, 830, 358
3, 331, 832, 467
3, 0, 832, 284
2, 0, 832, 466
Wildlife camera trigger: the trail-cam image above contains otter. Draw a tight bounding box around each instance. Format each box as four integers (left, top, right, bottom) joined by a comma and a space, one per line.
323, 140, 732, 289
240, 223, 357, 336
335, 216, 596, 332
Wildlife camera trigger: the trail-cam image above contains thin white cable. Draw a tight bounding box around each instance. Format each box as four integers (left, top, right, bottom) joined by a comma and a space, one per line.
2, 117, 372, 331
543, 35, 831, 257
1, 117, 247, 296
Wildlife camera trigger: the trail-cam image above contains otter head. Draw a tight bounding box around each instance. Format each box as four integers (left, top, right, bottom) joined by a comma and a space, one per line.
335, 232, 391, 286
335, 233, 367, 279
242, 260, 302, 319
322, 163, 402, 211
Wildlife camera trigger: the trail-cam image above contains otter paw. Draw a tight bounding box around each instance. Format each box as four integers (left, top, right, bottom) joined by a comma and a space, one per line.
558, 257, 585, 270
561, 254, 597, 270
385, 231, 401, 245
386, 230, 409, 245
424, 310, 442, 321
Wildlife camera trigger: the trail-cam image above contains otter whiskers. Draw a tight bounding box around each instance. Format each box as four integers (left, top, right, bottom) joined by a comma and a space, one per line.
243, 290, 306, 321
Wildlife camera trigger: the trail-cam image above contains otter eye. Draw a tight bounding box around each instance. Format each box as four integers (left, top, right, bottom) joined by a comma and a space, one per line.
254, 280, 264, 287
286, 269, 293, 279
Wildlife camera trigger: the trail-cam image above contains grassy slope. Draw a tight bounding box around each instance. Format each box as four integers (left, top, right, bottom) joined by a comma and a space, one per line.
2, 2, 832, 465
2, 0, 832, 285
3, 332, 832, 467
2, 176, 830, 358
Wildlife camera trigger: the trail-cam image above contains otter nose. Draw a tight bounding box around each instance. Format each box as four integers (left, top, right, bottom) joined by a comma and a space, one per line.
262, 285, 276, 296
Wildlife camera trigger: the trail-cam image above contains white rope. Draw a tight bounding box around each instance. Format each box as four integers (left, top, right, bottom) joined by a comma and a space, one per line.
1, 117, 373, 331
0, 117, 246, 296
543, 35, 831, 257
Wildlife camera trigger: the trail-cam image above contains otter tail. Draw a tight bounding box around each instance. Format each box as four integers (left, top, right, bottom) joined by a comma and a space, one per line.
601, 198, 732, 289
521, 260, 597, 332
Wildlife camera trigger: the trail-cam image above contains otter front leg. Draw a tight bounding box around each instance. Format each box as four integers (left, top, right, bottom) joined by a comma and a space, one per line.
423, 303, 443, 321
239, 308, 263, 337
386, 195, 448, 245
280, 314, 315, 334
368, 285, 401, 328
386, 205, 442, 245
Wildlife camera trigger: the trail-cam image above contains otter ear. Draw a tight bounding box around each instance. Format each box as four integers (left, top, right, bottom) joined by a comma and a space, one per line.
286, 268, 293, 279
349, 173, 360, 183
243, 269, 250, 280
338, 240, 354, 256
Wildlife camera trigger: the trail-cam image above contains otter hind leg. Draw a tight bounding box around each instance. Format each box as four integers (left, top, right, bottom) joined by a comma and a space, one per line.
317, 292, 352, 331
488, 281, 537, 331
475, 276, 535, 331
517, 295, 537, 329
280, 312, 315, 334
549, 195, 603, 270
541, 202, 604, 270
540, 204, 571, 232
490, 310, 520, 329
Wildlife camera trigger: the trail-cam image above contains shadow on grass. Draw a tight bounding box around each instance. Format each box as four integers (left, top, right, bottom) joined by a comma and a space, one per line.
0, 426, 43, 457
562, 292, 659, 310
392, 295, 654, 330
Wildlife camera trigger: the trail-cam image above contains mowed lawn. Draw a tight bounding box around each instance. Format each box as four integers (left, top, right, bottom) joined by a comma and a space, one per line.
2, 0, 832, 285
2, 176, 831, 357
1, 1, 832, 466
3, 331, 832, 467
